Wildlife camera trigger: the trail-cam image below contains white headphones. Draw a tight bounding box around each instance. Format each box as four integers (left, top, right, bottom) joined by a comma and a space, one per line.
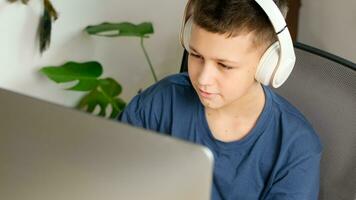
180, 0, 296, 88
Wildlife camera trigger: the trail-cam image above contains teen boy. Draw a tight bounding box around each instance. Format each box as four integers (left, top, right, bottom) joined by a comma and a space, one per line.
119, 0, 322, 199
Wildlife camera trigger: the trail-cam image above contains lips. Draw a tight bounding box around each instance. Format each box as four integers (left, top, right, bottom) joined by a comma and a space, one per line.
199, 88, 212, 95
198, 88, 216, 98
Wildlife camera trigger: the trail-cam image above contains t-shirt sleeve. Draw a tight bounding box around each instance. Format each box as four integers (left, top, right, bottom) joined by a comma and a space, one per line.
264, 152, 322, 200
117, 73, 193, 135
117, 94, 146, 128
117, 89, 167, 133
265, 125, 323, 200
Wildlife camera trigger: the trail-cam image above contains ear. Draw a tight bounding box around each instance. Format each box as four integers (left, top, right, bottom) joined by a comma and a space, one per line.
255, 42, 280, 85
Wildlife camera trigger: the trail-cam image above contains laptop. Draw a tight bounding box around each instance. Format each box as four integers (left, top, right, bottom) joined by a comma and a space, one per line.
0, 88, 213, 200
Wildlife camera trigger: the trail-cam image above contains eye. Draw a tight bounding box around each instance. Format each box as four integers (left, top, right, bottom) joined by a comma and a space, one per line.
219, 63, 234, 70
189, 53, 203, 60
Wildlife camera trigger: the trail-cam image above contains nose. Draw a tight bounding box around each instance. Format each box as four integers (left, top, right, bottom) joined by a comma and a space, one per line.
197, 61, 215, 87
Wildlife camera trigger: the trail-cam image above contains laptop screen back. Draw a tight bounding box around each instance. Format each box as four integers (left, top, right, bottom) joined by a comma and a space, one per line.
0, 88, 213, 200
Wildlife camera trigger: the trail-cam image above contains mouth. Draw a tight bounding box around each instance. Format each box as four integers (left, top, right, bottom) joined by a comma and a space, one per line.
198, 88, 216, 98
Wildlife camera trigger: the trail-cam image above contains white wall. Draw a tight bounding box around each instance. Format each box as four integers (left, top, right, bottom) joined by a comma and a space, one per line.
3, 0, 354, 109
298, 0, 356, 63
0, 0, 186, 107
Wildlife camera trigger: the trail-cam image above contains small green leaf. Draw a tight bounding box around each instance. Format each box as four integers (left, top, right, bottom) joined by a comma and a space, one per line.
38, 9, 52, 53
38, 0, 58, 53
40, 61, 103, 91
85, 22, 154, 38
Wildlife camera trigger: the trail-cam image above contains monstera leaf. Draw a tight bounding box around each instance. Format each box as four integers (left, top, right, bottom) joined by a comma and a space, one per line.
40, 61, 126, 118
85, 21, 158, 82
40, 61, 103, 91
85, 22, 154, 38
77, 78, 126, 118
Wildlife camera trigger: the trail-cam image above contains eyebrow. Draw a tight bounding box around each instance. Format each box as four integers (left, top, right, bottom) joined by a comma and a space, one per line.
189, 45, 241, 65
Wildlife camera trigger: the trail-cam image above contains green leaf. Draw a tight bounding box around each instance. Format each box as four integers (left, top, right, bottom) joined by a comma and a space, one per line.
40, 61, 103, 91
99, 78, 122, 97
77, 89, 108, 116
38, 0, 58, 53
85, 22, 154, 38
77, 88, 126, 119
38, 9, 52, 53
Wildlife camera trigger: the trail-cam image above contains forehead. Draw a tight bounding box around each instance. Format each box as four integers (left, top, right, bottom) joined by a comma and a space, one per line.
189, 23, 265, 60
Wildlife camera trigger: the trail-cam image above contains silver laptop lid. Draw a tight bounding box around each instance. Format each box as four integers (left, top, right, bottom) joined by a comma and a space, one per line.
0, 88, 213, 200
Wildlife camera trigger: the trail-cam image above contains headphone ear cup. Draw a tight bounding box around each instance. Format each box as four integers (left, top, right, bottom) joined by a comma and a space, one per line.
182, 17, 193, 52
255, 42, 280, 85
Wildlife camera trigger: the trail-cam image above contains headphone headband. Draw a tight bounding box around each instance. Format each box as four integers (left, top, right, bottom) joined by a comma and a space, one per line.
254, 0, 296, 87
179, 0, 194, 48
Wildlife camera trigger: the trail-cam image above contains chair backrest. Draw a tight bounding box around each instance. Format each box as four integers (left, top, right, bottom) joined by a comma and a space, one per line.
180, 42, 356, 200
274, 43, 356, 200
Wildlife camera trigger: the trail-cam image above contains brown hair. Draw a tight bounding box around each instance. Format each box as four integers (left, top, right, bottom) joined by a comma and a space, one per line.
189, 0, 289, 48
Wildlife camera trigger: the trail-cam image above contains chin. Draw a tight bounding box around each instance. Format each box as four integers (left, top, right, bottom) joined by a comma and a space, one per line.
200, 99, 223, 110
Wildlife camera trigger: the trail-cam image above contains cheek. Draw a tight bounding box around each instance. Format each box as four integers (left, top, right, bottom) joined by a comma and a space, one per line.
188, 59, 200, 80
249, 69, 260, 84
238, 67, 258, 84
247, 69, 256, 81
219, 70, 255, 95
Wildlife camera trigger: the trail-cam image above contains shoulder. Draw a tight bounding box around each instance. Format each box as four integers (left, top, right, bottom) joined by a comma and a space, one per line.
137, 72, 194, 105
143, 72, 192, 94
265, 86, 323, 155
118, 72, 197, 132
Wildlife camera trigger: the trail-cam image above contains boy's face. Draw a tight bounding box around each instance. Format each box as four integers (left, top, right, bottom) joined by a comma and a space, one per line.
188, 23, 266, 110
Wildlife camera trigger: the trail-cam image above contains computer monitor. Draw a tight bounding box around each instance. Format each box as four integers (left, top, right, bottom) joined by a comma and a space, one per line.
0, 88, 213, 200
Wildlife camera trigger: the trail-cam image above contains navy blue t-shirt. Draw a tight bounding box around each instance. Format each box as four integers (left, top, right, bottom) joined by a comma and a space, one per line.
119, 73, 322, 200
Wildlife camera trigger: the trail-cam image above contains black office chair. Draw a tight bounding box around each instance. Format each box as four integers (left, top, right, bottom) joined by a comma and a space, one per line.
180, 42, 356, 200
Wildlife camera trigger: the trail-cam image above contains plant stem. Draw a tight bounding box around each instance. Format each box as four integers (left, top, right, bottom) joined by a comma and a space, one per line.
140, 37, 158, 82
